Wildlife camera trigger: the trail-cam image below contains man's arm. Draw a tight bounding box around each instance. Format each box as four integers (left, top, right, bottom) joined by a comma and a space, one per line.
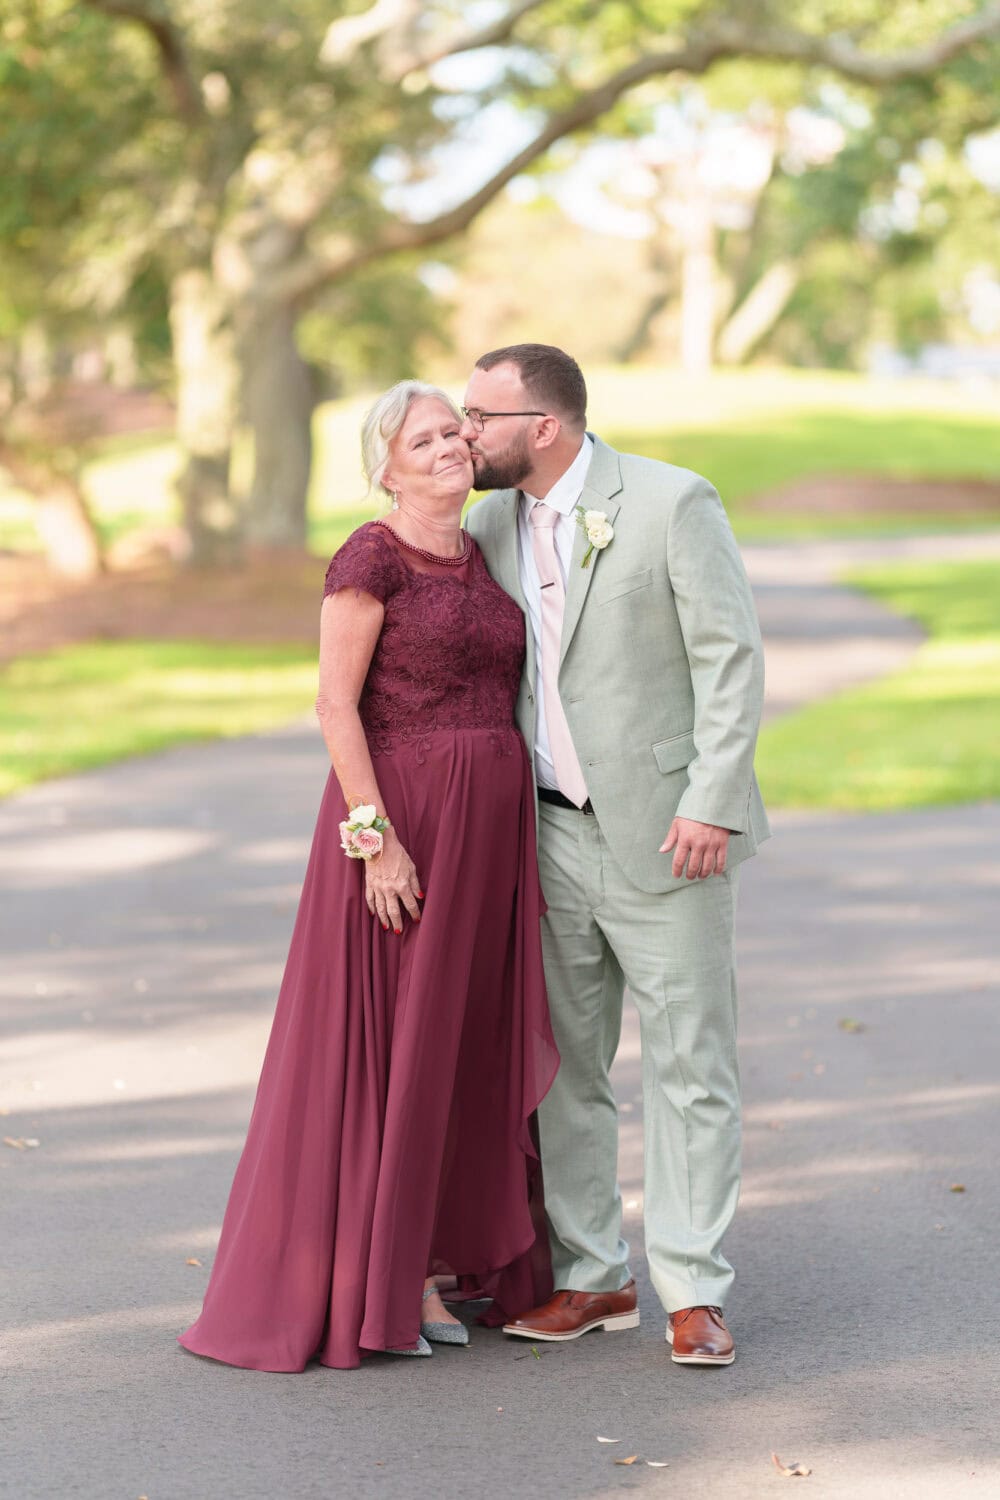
665, 475, 765, 836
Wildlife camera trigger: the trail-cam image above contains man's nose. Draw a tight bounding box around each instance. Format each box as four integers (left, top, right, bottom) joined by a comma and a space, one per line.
458, 417, 477, 441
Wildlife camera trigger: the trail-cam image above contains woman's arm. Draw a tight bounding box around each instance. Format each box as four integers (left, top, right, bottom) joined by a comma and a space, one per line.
316, 590, 423, 933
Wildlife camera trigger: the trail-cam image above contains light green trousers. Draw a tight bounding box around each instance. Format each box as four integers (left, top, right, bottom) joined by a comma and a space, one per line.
536, 801, 742, 1314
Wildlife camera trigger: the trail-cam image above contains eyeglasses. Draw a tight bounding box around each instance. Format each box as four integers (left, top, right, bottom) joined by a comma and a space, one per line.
461, 407, 546, 432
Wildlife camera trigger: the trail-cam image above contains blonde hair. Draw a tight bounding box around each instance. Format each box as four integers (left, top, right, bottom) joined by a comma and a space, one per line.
361, 380, 462, 512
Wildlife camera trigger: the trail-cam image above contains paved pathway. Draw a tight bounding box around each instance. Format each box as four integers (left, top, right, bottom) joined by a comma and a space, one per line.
3, 536, 1000, 1499
744, 530, 1000, 720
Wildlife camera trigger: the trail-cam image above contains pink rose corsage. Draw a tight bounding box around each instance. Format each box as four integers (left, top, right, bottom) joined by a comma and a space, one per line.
339, 803, 391, 861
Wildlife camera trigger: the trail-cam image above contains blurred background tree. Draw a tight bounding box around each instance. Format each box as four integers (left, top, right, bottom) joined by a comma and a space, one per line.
2, 0, 999, 566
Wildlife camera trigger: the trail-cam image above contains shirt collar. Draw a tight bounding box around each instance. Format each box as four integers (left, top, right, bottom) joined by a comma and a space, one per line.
522, 434, 594, 519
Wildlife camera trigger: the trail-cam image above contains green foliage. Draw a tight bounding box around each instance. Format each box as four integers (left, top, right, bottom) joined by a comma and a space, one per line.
298, 255, 452, 393
757, 559, 1000, 809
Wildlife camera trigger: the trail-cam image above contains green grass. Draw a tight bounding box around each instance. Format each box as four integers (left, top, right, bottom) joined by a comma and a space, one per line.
0, 640, 317, 797
3, 368, 999, 803
757, 559, 1000, 810
613, 410, 1000, 537
4, 559, 999, 809
3, 367, 999, 555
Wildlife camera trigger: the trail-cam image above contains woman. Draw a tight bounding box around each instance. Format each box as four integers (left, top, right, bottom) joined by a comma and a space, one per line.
178, 382, 558, 1371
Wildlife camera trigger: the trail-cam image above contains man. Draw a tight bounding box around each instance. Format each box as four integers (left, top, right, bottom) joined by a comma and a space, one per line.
462, 345, 768, 1367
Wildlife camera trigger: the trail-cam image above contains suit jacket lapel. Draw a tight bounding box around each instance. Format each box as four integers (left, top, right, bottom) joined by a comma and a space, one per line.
559, 437, 623, 666
487, 489, 537, 691
491, 488, 527, 613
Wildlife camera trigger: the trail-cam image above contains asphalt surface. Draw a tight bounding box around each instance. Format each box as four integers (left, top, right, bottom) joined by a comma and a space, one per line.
3, 536, 999, 1500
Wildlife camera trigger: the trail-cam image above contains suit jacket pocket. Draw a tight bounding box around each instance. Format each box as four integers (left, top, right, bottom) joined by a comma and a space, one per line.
652, 729, 695, 774
600, 567, 652, 604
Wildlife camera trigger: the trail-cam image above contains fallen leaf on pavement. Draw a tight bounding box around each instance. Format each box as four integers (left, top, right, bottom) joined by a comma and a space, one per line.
3, 1136, 39, 1150
614, 1456, 638, 1466
950, 1184, 966, 1193
838, 1018, 865, 1033
530, 1345, 541, 1360
646, 1460, 670, 1467
772, 1452, 811, 1477
596, 1437, 621, 1444
185, 1257, 203, 1267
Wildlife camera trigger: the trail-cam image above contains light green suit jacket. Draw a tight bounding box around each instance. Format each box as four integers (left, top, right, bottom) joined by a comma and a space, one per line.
465, 435, 770, 895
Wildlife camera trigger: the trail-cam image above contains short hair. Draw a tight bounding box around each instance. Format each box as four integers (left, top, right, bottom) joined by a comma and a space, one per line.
475, 344, 587, 427
361, 380, 462, 500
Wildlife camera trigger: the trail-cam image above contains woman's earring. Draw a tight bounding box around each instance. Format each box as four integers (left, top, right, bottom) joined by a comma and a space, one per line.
391, 488, 400, 511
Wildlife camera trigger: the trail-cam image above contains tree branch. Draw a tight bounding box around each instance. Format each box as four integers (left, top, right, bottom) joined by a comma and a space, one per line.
80, 0, 203, 122
712, 6, 1000, 84
322, 0, 550, 79
282, 5, 1000, 305
391, 0, 551, 78
320, 0, 423, 67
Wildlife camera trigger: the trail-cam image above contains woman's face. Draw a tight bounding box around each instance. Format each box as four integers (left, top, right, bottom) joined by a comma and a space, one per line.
383, 397, 473, 507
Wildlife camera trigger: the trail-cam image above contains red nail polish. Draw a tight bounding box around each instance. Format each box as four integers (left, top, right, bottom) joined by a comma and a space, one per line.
417, 890, 425, 899
394, 928, 401, 935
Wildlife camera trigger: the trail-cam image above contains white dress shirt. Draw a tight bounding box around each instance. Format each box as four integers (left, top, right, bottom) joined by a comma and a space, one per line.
516, 435, 594, 790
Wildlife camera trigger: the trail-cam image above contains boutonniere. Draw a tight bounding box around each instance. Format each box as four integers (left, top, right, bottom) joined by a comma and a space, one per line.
574, 506, 615, 569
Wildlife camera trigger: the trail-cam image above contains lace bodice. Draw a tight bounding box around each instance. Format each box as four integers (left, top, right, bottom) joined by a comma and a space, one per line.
323, 521, 525, 754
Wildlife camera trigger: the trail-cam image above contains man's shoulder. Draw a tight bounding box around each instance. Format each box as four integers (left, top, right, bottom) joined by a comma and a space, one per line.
586, 435, 713, 500
613, 447, 714, 498
465, 489, 515, 537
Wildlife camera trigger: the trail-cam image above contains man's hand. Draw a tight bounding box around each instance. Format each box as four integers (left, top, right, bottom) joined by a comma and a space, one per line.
660, 818, 730, 880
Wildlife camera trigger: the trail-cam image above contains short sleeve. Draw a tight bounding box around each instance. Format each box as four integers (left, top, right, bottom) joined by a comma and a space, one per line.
323, 525, 404, 605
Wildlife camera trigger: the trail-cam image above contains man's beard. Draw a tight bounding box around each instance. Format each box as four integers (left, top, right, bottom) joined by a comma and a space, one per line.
470, 428, 532, 491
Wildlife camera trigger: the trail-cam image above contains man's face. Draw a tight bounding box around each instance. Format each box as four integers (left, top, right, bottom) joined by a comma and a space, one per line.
460, 363, 539, 491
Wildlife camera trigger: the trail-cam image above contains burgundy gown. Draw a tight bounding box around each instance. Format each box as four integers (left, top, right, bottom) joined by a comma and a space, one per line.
178, 521, 559, 1371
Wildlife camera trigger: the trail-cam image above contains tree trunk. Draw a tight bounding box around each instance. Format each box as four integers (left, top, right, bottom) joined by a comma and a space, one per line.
716, 261, 799, 365
0, 446, 103, 579
19, 322, 55, 401
678, 189, 717, 376
34, 478, 105, 578
169, 269, 241, 566
241, 302, 316, 550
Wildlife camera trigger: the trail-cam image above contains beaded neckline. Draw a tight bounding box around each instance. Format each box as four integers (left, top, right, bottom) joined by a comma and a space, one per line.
373, 519, 471, 566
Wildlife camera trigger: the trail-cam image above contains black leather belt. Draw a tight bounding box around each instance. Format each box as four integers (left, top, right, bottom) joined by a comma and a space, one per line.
537, 786, 594, 815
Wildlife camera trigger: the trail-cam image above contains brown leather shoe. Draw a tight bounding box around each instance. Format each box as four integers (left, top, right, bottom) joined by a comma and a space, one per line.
666, 1305, 734, 1365
503, 1280, 639, 1341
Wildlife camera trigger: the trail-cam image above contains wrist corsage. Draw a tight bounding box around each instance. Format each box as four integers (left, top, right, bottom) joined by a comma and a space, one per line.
339, 802, 391, 861
574, 505, 614, 568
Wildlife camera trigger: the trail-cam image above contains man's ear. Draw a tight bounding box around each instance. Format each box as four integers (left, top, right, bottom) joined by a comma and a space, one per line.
533, 415, 562, 451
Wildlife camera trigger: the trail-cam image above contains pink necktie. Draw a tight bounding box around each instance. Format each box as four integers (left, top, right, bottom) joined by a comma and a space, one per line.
528, 502, 589, 808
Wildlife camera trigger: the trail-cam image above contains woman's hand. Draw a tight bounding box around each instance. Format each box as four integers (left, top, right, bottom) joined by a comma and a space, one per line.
364, 829, 423, 933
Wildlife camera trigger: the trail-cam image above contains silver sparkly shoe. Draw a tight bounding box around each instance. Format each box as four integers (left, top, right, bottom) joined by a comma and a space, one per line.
385, 1333, 433, 1357
421, 1285, 470, 1346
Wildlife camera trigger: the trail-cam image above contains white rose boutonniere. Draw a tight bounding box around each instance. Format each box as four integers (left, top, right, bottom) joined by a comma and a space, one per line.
575, 506, 614, 568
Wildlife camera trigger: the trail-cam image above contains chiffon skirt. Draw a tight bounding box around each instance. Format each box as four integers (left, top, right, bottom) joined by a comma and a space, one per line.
178, 727, 559, 1370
